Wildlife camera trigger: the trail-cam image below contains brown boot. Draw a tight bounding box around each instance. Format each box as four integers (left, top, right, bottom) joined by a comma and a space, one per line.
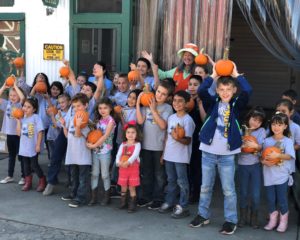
250, 210, 260, 229
88, 189, 98, 206
238, 208, 248, 227
119, 192, 128, 209
100, 190, 110, 206
128, 196, 137, 213
22, 175, 32, 191
36, 176, 47, 192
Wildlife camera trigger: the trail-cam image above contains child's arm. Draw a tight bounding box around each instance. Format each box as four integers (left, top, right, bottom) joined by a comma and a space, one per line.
35, 131, 43, 153
126, 142, 141, 165
93, 76, 105, 101
171, 129, 192, 145
13, 80, 25, 104
152, 64, 160, 90
86, 120, 115, 149
198, 75, 217, 113
149, 99, 167, 130
197, 99, 207, 122
115, 143, 123, 167
0, 83, 9, 104
136, 93, 146, 124
16, 119, 21, 136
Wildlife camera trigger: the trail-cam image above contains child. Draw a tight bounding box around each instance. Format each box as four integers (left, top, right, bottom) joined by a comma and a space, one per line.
281, 89, 300, 126
276, 99, 300, 172
86, 98, 116, 206
189, 64, 252, 235
136, 80, 174, 209
238, 106, 266, 228
76, 72, 88, 88
262, 112, 295, 232
61, 93, 91, 208
187, 75, 205, 203
0, 81, 25, 184
110, 73, 130, 107
194, 65, 210, 80
159, 91, 195, 218
16, 97, 46, 192
43, 93, 71, 196
116, 122, 142, 212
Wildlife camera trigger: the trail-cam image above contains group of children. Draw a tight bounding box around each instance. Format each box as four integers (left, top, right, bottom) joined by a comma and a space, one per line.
0, 45, 299, 236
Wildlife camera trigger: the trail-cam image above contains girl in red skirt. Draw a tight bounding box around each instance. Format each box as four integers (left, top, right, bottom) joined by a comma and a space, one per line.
116, 121, 142, 213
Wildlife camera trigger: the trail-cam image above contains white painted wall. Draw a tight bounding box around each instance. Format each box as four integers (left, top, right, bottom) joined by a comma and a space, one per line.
0, 0, 70, 85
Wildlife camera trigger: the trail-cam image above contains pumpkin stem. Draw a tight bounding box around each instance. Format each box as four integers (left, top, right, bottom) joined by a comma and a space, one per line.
21, 53, 24, 58
200, 48, 205, 54
143, 83, 150, 92
223, 47, 230, 60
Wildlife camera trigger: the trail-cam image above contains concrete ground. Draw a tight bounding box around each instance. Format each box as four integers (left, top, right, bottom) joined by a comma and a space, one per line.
0, 152, 298, 240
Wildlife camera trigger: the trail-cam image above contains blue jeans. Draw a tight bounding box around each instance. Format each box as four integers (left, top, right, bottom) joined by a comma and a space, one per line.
91, 152, 111, 191
238, 163, 261, 211
198, 151, 238, 224
47, 130, 68, 185
165, 161, 189, 208
265, 181, 289, 214
70, 164, 90, 204
140, 149, 166, 202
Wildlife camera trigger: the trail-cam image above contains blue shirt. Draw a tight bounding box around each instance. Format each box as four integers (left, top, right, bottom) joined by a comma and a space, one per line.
88, 76, 113, 97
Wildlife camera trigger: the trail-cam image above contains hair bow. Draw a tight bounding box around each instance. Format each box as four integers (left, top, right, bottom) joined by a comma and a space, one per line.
123, 120, 137, 130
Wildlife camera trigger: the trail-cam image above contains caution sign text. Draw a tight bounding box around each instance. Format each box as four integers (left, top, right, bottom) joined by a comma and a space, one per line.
43, 44, 64, 60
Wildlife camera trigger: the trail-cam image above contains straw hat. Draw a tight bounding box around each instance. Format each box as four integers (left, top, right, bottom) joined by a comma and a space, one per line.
177, 43, 199, 57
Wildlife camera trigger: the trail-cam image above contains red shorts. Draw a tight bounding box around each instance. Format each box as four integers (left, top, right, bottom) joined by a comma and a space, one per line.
118, 161, 140, 187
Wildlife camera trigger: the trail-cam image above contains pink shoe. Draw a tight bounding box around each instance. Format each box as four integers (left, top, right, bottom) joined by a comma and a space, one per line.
277, 212, 288, 233
264, 211, 278, 230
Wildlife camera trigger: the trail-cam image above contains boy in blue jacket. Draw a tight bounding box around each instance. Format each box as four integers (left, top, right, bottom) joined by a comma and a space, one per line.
189, 64, 252, 235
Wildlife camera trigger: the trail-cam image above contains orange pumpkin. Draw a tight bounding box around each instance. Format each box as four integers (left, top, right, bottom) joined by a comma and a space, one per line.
186, 98, 195, 112
241, 135, 258, 153
174, 124, 185, 139
6, 75, 16, 87
120, 155, 130, 162
35, 82, 47, 94
140, 84, 155, 107
13, 57, 25, 69
114, 105, 122, 114
87, 129, 103, 144
262, 146, 282, 165
73, 110, 89, 129
59, 66, 70, 78
47, 106, 58, 116
215, 47, 234, 77
11, 108, 24, 119
194, 48, 208, 65
128, 70, 140, 82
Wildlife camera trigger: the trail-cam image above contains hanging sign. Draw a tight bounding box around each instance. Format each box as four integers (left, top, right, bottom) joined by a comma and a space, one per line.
42, 0, 59, 8
43, 44, 64, 60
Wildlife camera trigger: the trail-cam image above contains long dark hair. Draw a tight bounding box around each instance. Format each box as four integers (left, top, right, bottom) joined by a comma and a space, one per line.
25, 96, 39, 113
50, 81, 64, 98
93, 97, 114, 122
244, 106, 266, 129
32, 72, 51, 95
269, 112, 290, 137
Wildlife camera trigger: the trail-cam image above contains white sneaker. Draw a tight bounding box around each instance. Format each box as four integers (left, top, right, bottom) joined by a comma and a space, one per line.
0, 176, 14, 184
18, 178, 25, 185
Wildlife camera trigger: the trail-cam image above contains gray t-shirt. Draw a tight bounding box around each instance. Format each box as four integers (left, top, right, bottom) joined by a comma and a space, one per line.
200, 102, 240, 155
238, 127, 266, 165
262, 136, 295, 186
288, 120, 300, 172
141, 103, 173, 151
163, 113, 195, 164
0, 99, 22, 135
19, 114, 44, 157
65, 115, 91, 165
110, 90, 130, 107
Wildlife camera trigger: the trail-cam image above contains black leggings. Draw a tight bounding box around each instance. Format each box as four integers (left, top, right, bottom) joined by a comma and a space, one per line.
6, 135, 24, 178
21, 155, 44, 178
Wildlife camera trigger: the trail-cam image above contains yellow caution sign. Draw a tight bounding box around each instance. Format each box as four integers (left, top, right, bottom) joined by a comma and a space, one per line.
43, 44, 64, 60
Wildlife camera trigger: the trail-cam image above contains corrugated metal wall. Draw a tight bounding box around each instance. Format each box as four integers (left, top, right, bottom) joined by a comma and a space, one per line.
0, 0, 69, 85
230, 2, 300, 110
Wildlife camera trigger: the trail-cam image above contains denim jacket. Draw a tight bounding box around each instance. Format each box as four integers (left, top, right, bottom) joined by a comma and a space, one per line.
198, 76, 252, 151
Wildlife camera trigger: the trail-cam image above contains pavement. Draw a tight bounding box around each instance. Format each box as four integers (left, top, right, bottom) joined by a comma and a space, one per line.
0, 152, 299, 240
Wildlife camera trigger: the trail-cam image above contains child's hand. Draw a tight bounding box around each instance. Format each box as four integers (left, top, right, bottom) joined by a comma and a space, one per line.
130, 63, 137, 71
148, 97, 157, 113
136, 92, 143, 106
265, 150, 281, 160
122, 161, 129, 168
171, 128, 179, 141
86, 142, 96, 149
206, 54, 215, 65
141, 51, 154, 64
211, 64, 218, 79
75, 114, 83, 128
231, 62, 241, 78
243, 139, 258, 149
261, 159, 273, 167
35, 144, 41, 153
63, 59, 70, 66
160, 155, 164, 165
43, 93, 49, 99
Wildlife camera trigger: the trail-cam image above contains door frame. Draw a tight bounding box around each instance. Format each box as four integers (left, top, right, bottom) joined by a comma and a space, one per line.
70, 0, 132, 74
